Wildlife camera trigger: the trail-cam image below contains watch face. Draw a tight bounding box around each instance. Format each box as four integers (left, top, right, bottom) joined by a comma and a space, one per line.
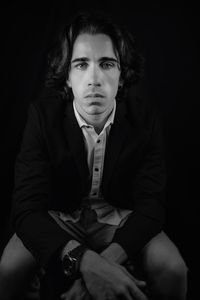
63, 254, 76, 276
62, 245, 88, 278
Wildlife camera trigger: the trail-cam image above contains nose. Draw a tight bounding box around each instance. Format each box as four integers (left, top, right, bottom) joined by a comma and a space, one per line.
87, 65, 101, 86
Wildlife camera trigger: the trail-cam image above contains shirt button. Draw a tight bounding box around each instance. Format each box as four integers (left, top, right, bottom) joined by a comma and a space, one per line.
97, 140, 100, 143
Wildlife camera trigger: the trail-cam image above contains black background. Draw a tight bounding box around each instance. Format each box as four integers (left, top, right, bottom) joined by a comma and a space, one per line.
1, 1, 199, 299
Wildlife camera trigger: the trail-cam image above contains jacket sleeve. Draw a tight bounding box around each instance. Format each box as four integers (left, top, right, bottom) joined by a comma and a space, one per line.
112, 110, 167, 259
11, 102, 72, 267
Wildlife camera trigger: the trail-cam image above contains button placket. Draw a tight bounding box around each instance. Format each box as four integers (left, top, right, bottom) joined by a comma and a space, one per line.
90, 133, 104, 197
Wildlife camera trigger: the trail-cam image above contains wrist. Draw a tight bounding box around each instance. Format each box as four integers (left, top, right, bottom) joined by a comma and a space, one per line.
79, 249, 98, 274
61, 240, 81, 260
62, 244, 90, 279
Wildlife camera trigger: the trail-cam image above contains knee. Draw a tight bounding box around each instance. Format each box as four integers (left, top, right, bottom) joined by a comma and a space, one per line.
151, 252, 188, 281
170, 255, 188, 275
0, 257, 20, 291
145, 240, 188, 280
163, 256, 188, 281
150, 256, 188, 300
0, 255, 26, 279
143, 233, 188, 299
0, 263, 14, 300
0, 234, 39, 300
0, 260, 40, 300
0, 259, 16, 282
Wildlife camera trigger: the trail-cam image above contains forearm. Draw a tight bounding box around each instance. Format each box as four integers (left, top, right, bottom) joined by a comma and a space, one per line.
14, 210, 72, 267
112, 211, 163, 260
61, 213, 163, 268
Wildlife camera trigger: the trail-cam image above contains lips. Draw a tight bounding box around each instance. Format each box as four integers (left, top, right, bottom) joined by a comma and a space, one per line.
85, 93, 104, 98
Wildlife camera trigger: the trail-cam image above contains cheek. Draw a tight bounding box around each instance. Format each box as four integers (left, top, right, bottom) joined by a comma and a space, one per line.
70, 76, 85, 94
106, 75, 120, 92
106, 70, 120, 84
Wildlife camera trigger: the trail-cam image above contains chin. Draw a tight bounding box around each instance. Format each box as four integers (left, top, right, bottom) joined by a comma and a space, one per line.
86, 108, 104, 115
84, 104, 104, 114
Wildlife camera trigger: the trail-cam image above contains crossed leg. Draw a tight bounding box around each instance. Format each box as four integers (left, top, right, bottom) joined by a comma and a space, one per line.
0, 234, 40, 300
142, 232, 188, 300
0, 223, 188, 300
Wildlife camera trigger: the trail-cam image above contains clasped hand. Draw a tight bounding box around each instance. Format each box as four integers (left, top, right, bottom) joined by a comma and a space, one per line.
61, 250, 148, 300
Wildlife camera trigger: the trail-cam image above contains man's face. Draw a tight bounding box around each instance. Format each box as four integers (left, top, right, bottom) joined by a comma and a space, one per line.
67, 33, 121, 117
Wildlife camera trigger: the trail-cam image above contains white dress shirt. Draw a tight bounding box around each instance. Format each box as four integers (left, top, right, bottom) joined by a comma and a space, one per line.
53, 99, 133, 226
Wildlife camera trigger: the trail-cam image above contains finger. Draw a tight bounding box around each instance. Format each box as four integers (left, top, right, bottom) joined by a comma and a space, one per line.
128, 282, 149, 300
119, 289, 136, 300
60, 290, 75, 300
61, 292, 75, 300
61, 278, 83, 299
126, 271, 146, 287
60, 292, 67, 299
123, 293, 134, 300
61, 285, 89, 300
61, 292, 77, 300
132, 277, 146, 287
120, 265, 147, 287
124, 266, 146, 286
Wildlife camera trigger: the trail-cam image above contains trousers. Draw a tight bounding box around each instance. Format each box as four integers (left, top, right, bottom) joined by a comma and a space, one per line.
0, 207, 188, 300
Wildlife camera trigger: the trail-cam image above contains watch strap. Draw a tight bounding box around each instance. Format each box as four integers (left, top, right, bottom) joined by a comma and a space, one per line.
62, 244, 89, 279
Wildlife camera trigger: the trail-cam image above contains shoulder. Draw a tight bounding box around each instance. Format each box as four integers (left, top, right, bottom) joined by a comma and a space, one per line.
33, 88, 67, 111
125, 92, 159, 130
30, 88, 68, 121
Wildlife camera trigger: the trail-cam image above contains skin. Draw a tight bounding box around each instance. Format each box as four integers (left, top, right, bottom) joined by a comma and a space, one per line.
61, 248, 148, 300
62, 33, 148, 300
67, 33, 121, 133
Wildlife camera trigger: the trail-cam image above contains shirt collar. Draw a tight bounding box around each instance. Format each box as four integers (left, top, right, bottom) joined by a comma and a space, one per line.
73, 99, 116, 130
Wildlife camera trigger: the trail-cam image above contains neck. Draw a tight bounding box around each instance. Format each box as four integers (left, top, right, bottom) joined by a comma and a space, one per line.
75, 103, 114, 134
84, 115, 108, 134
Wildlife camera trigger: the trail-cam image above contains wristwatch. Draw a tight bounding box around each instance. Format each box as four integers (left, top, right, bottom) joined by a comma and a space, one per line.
62, 244, 89, 279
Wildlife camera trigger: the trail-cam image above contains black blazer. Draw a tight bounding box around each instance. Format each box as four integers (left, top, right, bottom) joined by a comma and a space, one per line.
12, 88, 166, 267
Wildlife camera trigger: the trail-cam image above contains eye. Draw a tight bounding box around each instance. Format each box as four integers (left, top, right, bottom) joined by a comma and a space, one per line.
74, 62, 88, 70
101, 61, 115, 69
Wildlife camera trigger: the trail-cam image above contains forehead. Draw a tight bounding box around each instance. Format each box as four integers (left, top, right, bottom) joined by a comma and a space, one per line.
71, 33, 117, 59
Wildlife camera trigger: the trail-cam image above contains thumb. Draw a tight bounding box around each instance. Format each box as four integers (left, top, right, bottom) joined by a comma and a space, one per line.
60, 293, 66, 299
132, 276, 147, 287
121, 265, 147, 287
60, 291, 71, 300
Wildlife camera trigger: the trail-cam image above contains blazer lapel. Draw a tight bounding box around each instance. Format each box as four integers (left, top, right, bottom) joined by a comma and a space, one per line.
102, 102, 136, 195
63, 101, 139, 197
63, 102, 90, 194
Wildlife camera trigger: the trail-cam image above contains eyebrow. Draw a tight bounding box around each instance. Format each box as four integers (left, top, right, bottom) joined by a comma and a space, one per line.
71, 57, 119, 64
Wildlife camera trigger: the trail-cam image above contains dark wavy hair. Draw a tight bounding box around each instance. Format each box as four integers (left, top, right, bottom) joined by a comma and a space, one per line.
45, 9, 144, 101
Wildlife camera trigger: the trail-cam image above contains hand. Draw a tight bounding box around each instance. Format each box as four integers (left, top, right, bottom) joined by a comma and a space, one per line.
101, 243, 148, 295
80, 250, 148, 300
60, 278, 91, 300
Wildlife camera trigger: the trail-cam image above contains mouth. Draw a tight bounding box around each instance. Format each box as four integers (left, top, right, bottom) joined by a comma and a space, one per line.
85, 93, 104, 98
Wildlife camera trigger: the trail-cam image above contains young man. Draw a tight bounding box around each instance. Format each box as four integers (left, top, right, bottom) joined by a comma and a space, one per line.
0, 10, 187, 300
